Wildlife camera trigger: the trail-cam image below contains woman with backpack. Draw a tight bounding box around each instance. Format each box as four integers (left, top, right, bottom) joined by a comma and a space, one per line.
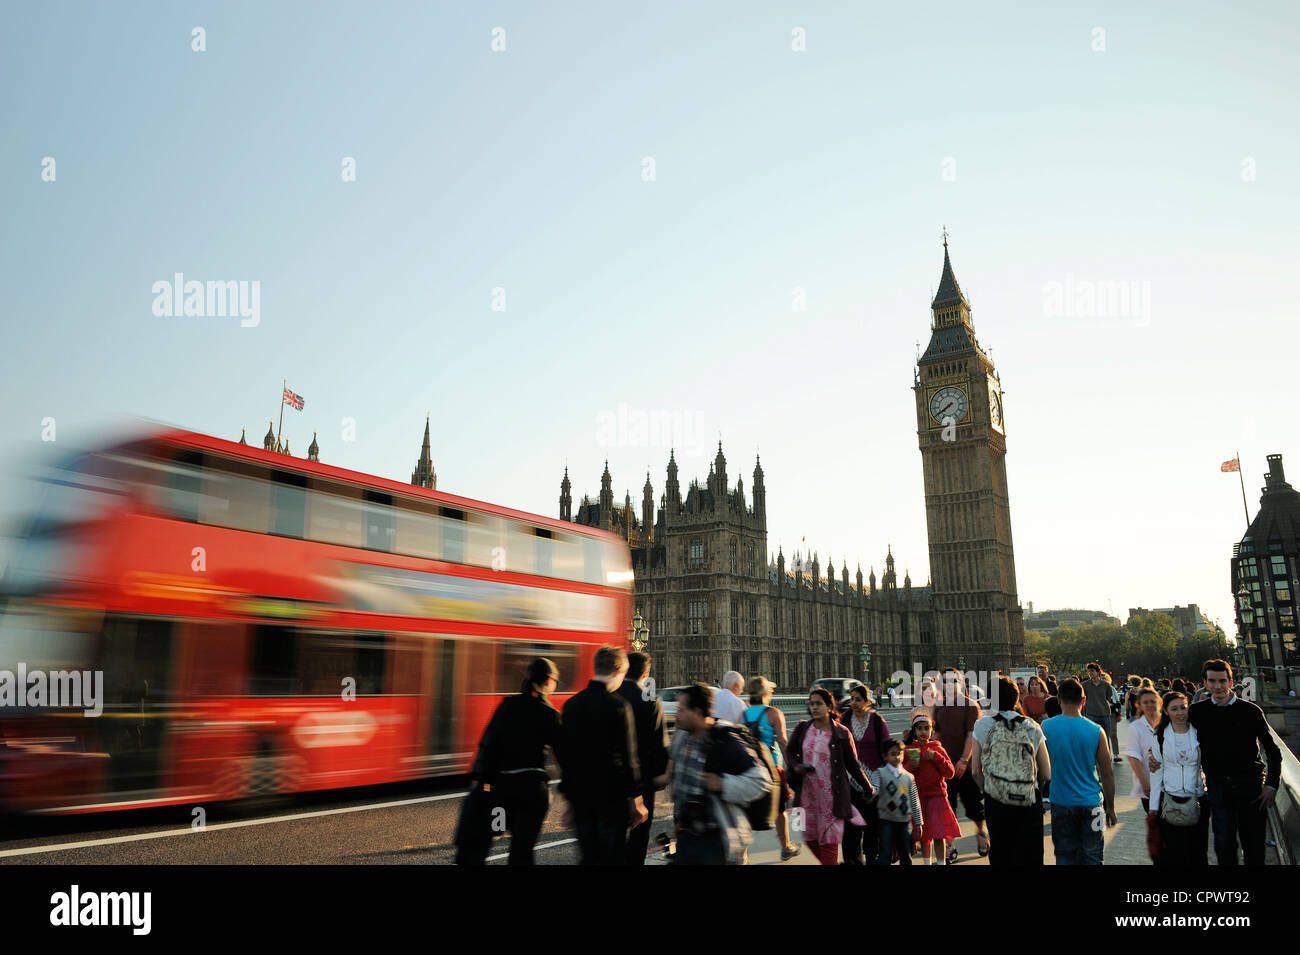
1146, 690, 1209, 866
839, 685, 891, 864
970, 677, 1051, 865
788, 687, 874, 865
743, 676, 800, 861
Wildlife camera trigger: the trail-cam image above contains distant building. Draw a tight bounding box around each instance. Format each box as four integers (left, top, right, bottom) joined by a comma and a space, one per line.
560, 240, 1026, 687
1025, 608, 1119, 631
563, 445, 930, 690
1127, 605, 1214, 640
1232, 453, 1300, 690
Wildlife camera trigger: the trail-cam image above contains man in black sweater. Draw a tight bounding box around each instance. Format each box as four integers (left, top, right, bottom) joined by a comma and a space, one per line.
558, 645, 648, 864
1186, 659, 1281, 866
616, 651, 669, 865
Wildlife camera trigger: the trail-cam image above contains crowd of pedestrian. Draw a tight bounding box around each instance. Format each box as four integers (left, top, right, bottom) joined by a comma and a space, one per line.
454, 647, 1283, 867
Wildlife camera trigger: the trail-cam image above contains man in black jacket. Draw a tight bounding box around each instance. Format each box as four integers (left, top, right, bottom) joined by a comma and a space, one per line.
616, 651, 669, 864
559, 645, 648, 865
1185, 659, 1281, 866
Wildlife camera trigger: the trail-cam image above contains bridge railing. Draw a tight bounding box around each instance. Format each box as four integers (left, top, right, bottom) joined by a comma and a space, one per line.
1267, 720, 1300, 865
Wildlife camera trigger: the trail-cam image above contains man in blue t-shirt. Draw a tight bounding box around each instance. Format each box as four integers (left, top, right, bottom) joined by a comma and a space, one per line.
1042, 678, 1117, 864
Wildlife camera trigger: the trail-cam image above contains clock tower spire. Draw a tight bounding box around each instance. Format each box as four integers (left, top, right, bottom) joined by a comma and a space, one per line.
914, 234, 1023, 670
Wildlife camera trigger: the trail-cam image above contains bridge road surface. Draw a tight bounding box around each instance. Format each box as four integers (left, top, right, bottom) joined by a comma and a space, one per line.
0, 709, 1279, 864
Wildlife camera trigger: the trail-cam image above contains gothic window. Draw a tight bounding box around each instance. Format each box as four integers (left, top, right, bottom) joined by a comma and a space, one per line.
748, 599, 757, 636
731, 598, 740, 632
689, 539, 704, 570
654, 602, 664, 637
729, 539, 737, 571
1272, 556, 1287, 577
688, 600, 708, 635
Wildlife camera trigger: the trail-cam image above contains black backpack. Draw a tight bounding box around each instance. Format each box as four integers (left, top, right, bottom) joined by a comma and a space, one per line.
709, 719, 779, 831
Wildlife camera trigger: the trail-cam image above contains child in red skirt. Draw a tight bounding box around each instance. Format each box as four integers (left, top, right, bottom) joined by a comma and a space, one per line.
904, 708, 961, 865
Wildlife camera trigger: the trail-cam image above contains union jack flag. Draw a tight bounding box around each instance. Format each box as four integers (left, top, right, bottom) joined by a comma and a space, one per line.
1221, 457, 1239, 473
283, 388, 304, 411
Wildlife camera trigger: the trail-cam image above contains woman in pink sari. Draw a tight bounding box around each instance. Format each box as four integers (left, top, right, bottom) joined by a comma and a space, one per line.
787, 687, 874, 865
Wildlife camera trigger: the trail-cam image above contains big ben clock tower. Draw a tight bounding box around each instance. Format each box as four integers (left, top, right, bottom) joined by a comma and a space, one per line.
914, 234, 1025, 670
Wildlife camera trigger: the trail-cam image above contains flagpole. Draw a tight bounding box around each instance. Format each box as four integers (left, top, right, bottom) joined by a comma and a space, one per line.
1237, 449, 1250, 527
276, 378, 286, 453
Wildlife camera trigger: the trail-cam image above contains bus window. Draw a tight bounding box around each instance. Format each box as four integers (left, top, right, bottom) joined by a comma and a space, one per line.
363, 490, 395, 553
465, 513, 505, 570
526, 526, 551, 577
393, 505, 440, 559
495, 639, 577, 695
503, 522, 540, 576
439, 509, 466, 563
199, 457, 270, 533
163, 449, 204, 522
270, 470, 308, 539
297, 630, 354, 695
307, 481, 365, 548
582, 536, 604, 585
549, 531, 584, 582
250, 625, 297, 696
98, 615, 175, 793
181, 620, 247, 697
354, 632, 386, 695
603, 540, 634, 588
388, 634, 423, 695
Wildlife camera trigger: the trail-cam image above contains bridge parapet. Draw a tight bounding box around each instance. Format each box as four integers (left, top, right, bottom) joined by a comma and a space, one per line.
1268, 705, 1300, 865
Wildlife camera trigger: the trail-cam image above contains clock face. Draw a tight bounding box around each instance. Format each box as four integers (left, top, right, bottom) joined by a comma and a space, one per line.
988, 379, 1004, 431
929, 386, 968, 424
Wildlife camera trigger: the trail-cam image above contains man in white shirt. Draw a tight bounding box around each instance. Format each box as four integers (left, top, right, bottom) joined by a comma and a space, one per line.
711, 671, 747, 723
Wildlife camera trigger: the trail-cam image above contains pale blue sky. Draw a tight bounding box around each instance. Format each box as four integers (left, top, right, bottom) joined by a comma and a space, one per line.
3, 2, 1298, 642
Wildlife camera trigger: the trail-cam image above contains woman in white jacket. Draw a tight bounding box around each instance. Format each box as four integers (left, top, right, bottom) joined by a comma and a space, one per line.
1147, 691, 1210, 866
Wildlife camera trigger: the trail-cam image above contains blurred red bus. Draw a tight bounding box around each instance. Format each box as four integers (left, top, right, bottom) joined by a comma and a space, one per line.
0, 429, 633, 814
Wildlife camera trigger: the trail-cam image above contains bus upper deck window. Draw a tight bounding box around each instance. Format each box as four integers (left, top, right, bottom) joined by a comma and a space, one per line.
439, 510, 465, 563
270, 470, 308, 539
363, 490, 395, 552
549, 532, 583, 583
165, 450, 204, 523
582, 537, 604, 586
306, 482, 365, 549
465, 514, 505, 570
530, 527, 553, 577
393, 504, 439, 560
201, 459, 271, 534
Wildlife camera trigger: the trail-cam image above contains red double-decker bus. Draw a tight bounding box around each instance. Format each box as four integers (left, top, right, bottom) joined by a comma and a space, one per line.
0, 428, 633, 814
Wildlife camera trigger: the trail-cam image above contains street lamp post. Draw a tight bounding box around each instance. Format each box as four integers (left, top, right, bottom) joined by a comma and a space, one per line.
860, 643, 871, 688
630, 610, 649, 653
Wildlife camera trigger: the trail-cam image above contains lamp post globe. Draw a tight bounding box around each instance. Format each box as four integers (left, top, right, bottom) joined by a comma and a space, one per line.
630, 610, 649, 653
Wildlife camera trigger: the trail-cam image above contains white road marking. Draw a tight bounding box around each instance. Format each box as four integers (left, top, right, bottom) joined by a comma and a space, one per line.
0, 790, 469, 858
485, 837, 576, 862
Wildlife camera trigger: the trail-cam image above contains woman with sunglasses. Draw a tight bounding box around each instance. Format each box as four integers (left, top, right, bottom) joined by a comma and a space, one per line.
787, 687, 874, 865
454, 657, 562, 865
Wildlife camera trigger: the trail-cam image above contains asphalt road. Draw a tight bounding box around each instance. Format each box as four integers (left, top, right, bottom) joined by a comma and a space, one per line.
0, 705, 918, 865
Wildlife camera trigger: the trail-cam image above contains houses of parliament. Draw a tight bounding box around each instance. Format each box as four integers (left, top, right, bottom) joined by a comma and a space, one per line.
562, 240, 1027, 690
235, 242, 1025, 691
